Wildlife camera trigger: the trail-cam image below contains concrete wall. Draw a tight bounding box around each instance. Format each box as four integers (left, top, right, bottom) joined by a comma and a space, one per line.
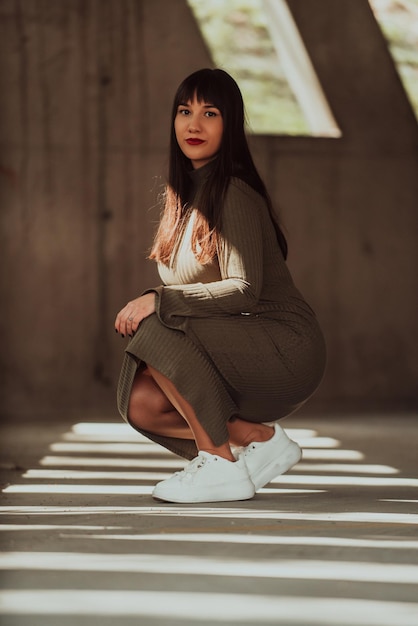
252, 0, 418, 410
1, 0, 417, 419
0, 0, 212, 417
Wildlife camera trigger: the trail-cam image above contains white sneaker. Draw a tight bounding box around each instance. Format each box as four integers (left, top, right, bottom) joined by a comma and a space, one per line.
240, 424, 302, 491
152, 451, 255, 503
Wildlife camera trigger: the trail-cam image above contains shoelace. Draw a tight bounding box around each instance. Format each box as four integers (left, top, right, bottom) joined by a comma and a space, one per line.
175, 453, 211, 480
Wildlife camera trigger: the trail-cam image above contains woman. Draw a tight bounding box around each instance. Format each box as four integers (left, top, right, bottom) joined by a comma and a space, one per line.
115, 68, 326, 504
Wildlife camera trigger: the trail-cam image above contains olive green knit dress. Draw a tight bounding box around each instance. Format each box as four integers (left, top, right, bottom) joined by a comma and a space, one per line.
117, 165, 326, 460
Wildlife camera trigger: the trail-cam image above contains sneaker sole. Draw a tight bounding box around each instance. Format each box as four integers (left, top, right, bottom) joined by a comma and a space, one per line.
152, 480, 255, 504
251, 441, 302, 491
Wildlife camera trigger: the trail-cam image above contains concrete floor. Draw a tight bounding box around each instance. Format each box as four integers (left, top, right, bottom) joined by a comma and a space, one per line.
0, 412, 417, 626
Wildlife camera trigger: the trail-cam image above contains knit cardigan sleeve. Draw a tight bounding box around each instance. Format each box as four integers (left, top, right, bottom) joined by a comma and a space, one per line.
148, 179, 264, 331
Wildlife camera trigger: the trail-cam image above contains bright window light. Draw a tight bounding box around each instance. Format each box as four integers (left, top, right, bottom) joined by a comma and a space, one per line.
291, 437, 340, 448
381, 499, 418, 504
0, 525, 124, 532
38, 449, 364, 468
1, 552, 418, 585
4, 475, 413, 495
0, 590, 416, 625
269, 475, 417, 487
40, 456, 186, 468
22, 465, 397, 484
65, 423, 320, 443
23, 469, 181, 481
369, 0, 418, 120
1, 484, 322, 496
1, 506, 417, 525
70, 423, 138, 436
187, 0, 341, 136
2, 484, 155, 495
63, 533, 418, 550
70, 423, 317, 439
293, 464, 398, 475
49, 436, 340, 455
49, 442, 166, 454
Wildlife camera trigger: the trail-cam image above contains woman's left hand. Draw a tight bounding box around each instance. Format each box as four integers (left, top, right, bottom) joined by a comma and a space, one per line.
114, 292, 156, 337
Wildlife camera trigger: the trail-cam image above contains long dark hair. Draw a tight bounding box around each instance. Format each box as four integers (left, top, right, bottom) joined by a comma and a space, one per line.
150, 68, 288, 263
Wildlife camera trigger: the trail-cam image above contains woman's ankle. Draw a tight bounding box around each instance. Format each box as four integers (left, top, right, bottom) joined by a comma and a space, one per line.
229, 419, 274, 447
244, 425, 274, 446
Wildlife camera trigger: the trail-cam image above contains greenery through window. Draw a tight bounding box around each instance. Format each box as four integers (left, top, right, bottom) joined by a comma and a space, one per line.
369, 0, 418, 122
187, 0, 308, 135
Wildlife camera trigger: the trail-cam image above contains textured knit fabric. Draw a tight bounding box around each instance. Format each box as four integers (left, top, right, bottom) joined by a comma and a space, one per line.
117, 164, 326, 460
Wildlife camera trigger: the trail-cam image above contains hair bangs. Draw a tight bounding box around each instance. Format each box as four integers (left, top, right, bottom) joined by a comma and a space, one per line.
174, 69, 225, 114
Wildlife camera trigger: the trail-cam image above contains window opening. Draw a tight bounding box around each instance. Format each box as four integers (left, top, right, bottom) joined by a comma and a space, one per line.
187, 0, 341, 136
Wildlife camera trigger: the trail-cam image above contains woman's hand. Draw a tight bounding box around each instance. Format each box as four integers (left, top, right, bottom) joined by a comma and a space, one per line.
114, 292, 156, 337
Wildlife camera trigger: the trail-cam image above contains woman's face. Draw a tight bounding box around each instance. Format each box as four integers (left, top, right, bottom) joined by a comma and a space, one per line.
174, 95, 223, 169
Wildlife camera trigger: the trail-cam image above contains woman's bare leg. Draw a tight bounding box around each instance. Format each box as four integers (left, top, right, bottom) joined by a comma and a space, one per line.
129, 367, 275, 455
227, 417, 274, 447
128, 368, 194, 440
147, 365, 235, 461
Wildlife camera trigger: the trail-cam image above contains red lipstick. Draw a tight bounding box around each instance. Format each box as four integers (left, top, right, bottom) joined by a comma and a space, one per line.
186, 138, 204, 145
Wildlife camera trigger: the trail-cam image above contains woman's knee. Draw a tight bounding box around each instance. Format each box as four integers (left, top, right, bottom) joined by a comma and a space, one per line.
127, 370, 172, 430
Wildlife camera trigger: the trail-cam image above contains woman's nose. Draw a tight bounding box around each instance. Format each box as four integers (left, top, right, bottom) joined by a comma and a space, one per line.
188, 116, 201, 132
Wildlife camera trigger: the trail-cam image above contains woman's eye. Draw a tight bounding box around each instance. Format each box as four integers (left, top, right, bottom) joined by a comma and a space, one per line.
205, 111, 217, 117
178, 109, 190, 115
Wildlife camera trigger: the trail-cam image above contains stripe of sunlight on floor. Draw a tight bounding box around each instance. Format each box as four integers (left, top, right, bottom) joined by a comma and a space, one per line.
1, 418, 418, 626
0, 590, 417, 625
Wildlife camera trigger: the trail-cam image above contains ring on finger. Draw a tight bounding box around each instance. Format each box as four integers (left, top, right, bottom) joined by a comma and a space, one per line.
128, 316, 134, 321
